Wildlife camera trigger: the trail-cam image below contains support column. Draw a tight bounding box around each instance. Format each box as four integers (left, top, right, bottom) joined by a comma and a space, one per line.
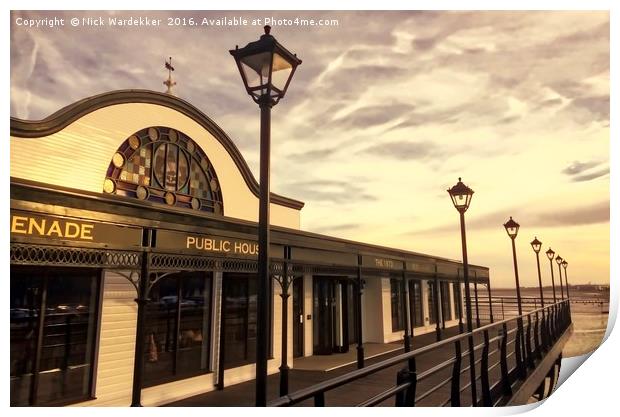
474, 282, 481, 328
131, 248, 150, 407
356, 255, 364, 369
434, 277, 441, 341
278, 247, 292, 397
402, 271, 412, 352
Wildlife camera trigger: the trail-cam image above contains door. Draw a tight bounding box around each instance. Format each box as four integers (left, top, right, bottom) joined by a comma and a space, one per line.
313, 277, 356, 355
292, 278, 304, 358
313, 277, 334, 355
409, 280, 423, 329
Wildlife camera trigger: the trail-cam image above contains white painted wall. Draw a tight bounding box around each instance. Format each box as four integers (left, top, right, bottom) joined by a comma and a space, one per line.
11, 103, 301, 229
362, 277, 384, 343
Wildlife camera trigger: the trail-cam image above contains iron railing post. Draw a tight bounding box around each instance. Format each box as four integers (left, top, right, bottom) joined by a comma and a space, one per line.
533, 312, 541, 359
480, 330, 491, 406
500, 322, 512, 396
474, 282, 481, 327
356, 255, 364, 369
395, 362, 417, 406
451, 340, 462, 406
526, 315, 535, 369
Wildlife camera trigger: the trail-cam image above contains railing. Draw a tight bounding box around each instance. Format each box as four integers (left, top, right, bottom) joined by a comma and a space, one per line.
269, 300, 572, 407
472, 296, 608, 322
478, 296, 555, 322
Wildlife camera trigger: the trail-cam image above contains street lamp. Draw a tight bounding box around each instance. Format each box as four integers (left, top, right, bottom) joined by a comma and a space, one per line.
545, 248, 557, 303
530, 237, 545, 309
503, 217, 523, 316
230, 25, 301, 407
530, 237, 546, 350
556, 255, 565, 300
503, 216, 526, 378
447, 177, 477, 406
562, 260, 570, 300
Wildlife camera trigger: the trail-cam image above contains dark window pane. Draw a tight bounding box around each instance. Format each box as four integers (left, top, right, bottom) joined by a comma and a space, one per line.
177, 274, 212, 375
441, 282, 452, 323
10, 272, 42, 406
428, 281, 437, 324
390, 279, 405, 331
222, 273, 257, 368
346, 282, 359, 343
144, 272, 213, 385
10, 267, 100, 406
452, 283, 461, 321
409, 280, 423, 328
144, 276, 178, 384
37, 270, 99, 405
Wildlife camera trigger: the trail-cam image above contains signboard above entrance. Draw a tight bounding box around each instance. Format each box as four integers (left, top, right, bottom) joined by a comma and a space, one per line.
361, 255, 404, 270
10, 210, 142, 248
156, 229, 283, 259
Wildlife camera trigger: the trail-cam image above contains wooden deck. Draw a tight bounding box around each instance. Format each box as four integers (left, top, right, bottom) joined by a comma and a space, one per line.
166, 321, 520, 407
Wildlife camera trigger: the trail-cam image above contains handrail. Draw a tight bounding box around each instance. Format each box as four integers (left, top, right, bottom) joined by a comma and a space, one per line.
268, 299, 572, 407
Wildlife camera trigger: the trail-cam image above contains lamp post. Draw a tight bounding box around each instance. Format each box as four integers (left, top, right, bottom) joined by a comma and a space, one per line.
503, 217, 526, 379
545, 248, 557, 303
230, 26, 301, 407
530, 237, 545, 350
562, 260, 570, 300
447, 177, 477, 406
556, 255, 565, 300
530, 237, 544, 309
503, 217, 523, 316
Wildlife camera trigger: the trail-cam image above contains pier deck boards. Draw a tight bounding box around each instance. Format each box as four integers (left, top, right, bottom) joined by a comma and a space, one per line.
166, 321, 519, 407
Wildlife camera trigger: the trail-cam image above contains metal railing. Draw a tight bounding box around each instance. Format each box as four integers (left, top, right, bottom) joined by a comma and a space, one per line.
472, 296, 608, 322
269, 300, 571, 407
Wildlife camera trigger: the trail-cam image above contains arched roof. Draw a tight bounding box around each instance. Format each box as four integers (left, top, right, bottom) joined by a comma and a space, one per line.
10, 89, 304, 210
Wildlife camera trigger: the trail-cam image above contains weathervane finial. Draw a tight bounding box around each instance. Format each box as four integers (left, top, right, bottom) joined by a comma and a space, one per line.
163, 56, 177, 95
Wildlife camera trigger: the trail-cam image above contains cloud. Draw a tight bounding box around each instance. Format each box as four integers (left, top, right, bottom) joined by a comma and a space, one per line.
310, 223, 361, 234
572, 168, 610, 182
334, 103, 415, 128
410, 200, 610, 237
534, 200, 609, 226
287, 147, 338, 163
280, 179, 376, 204
562, 160, 601, 175
562, 160, 609, 182
359, 140, 444, 161
567, 95, 610, 122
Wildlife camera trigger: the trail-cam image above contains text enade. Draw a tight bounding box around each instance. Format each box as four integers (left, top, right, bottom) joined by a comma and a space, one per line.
10, 213, 142, 248
11, 214, 95, 240
186, 235, 258, 256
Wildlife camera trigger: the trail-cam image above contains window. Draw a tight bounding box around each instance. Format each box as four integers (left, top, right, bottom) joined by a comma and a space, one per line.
440, 281, 453, 323
222, 273, 257, 369
10, 267, 100, 406
143, 272, 213, 386
409, 280, 423, 328
390, 279, 405, 332
452, 282, 462, 320
428, 281, 437, 324
104, 126, 224, 214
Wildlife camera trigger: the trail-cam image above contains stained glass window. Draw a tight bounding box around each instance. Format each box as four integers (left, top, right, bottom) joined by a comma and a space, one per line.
104, 127, 223, 214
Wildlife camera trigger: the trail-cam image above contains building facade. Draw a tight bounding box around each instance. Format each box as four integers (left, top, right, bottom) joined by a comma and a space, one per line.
10, 90, 490, 406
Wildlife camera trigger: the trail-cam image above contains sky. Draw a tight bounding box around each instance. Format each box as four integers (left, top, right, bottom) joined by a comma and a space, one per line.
10, 10, 610, 288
